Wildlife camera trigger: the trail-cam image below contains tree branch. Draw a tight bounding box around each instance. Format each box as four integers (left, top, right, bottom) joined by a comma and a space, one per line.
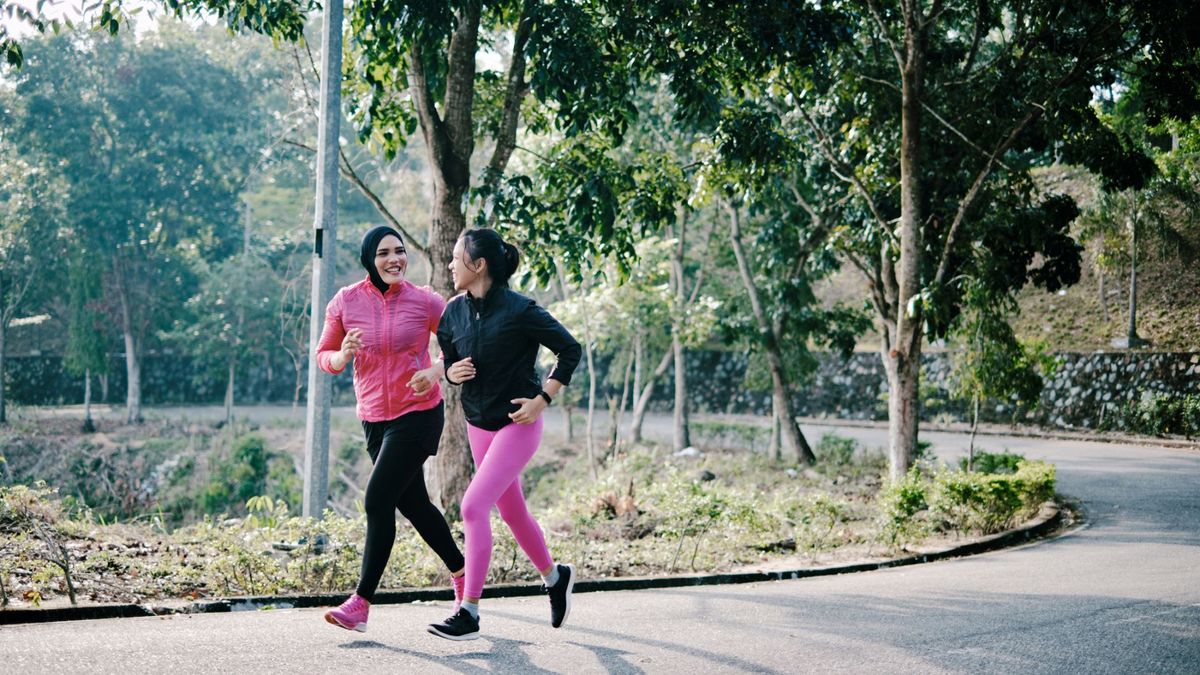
282, 139, 430, 259
866, 0, 904, 72
484, 0, 534, 189
442, 2, 483, 158
934, 52, 1093, 288
845, 248, 893, 331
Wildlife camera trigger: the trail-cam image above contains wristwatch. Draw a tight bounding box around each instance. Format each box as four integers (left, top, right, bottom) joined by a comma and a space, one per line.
538, 389, 553, 405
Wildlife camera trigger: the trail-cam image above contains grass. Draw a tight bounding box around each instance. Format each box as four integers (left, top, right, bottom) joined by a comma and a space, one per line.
0, 422, 1055, 610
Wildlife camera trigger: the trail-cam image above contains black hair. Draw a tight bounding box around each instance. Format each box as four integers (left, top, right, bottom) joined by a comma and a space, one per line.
360, 225, 405, 293
461, 228, 519, 286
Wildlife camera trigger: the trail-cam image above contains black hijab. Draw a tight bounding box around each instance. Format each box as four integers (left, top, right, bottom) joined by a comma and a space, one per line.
360, 225, 404, 294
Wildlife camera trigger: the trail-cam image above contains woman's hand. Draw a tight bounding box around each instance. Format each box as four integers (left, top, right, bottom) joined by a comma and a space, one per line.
407, 364, 442, 397
447, 357, 476, 384
333, 328, 363, 370
508, 395, 547, 425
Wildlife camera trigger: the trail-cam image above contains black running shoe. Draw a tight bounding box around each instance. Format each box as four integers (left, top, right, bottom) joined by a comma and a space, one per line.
427, 608, 480, 641
545, 563, 575, 628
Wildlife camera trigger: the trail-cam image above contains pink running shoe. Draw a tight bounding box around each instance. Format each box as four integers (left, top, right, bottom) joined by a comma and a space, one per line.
451, 574, 466, 612
324, 594, 369, 632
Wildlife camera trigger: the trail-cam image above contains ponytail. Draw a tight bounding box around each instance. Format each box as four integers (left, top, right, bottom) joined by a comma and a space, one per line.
462, 228, 520, 286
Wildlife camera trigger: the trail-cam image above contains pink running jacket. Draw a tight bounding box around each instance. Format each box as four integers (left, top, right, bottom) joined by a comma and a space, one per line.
317, 277, 445, 422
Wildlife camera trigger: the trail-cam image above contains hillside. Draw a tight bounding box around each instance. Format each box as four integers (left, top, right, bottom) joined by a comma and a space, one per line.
816, 165, 1200, 353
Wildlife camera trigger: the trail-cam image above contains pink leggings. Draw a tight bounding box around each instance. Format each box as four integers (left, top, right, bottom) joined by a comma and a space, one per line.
460, 417, 553, 600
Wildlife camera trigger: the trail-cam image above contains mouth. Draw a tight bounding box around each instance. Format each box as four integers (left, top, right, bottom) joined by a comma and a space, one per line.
384, 265, 403, 276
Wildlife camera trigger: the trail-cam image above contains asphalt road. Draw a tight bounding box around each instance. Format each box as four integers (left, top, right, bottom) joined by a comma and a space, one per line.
2, 413, 1198, 674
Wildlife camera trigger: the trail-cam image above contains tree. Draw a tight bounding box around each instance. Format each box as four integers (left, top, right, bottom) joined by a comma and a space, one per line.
0, 139, 62, 425
1079, 103, 1200, 348
6, 31, 271, 422
701, 110, 870, 463
164, 252, 283, 425
64, 257, 109, 432
549, 237, 720, 464
950, 281, 1054, 469
610, 0, 1199, 478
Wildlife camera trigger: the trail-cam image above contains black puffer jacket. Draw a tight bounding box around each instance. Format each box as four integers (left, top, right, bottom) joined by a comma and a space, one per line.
437, 286, 582, 431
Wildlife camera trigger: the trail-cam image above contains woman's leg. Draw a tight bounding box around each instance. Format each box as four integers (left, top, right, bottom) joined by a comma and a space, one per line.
394, 404, 465, 574
489, 417, 553, 572
459, 420, 548, 601
356, 411, 444, 601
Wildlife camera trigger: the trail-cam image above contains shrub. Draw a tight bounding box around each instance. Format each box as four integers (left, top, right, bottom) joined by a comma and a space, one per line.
1122, 393, 1200, 438
930, 460, 1055, 534
876, 468, 930, 549
960, 451, 1024, 474
816, 434, 858, 467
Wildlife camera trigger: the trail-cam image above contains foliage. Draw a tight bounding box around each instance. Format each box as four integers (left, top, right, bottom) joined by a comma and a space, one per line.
960, 451, 1025, 475
162, 252, 284, 392
951, 280, 1059, 421
3, 29, 275, 419
876, 468, 930, 549
1120, 393, 1200, 438
201, 434, 270, 516
0, 483, 84, 606
63, 257, 109, 379
929, 461, 1056, 535
877, 459, 1055, 547
0, 424, 1064, 608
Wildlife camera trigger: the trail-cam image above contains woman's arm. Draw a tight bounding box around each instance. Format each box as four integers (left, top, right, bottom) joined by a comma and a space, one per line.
522, 301, 582, 386
435, 301, 468, 385
316, 292, 355, 375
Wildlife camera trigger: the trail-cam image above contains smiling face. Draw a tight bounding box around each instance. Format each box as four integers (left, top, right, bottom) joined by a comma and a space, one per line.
449, 236, 484, 292
374, 234, 408, 286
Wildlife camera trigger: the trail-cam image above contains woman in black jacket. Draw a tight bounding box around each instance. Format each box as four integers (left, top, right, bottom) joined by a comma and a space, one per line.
427, 228, 582, 641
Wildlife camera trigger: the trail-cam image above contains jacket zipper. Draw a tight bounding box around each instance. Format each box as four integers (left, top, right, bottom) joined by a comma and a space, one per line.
381, 289, 390, 408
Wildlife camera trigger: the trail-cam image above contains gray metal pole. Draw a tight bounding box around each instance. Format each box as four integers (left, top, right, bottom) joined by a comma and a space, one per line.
302, 0, 344, 519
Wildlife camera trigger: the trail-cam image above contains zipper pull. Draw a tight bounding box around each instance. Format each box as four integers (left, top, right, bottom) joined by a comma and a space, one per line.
476, 311, 480, 320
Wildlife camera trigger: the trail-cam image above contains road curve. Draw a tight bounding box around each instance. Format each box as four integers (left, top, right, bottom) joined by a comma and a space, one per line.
1, 419, 1198, 674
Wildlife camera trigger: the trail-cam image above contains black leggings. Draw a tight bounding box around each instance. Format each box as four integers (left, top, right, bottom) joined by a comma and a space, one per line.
356, 402, 464, 601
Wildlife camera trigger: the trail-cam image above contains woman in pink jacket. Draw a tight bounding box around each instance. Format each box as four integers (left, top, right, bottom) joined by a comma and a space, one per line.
319, 225, 465, 633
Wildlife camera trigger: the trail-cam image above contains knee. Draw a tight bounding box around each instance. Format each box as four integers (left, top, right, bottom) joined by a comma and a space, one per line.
363, 489, 395, 521
460, 492, 491, 525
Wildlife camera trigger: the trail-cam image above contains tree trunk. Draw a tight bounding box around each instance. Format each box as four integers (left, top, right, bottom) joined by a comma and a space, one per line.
671, 330, 690, 451
630, 348, 671, 443
883, 8, 927, 480
883, 343, 921, 480
224, 357, 236, 425
1126, 216, 1140, 344
967, 393, 980, 471
99, 372, 109, 404
82, 369, 95, 433
0, 311, 6, 426
670, 209, 691, 452
409, 4, 490, 516
582, 314, 598, 479
121, 325, 141, 424
726, 203, 814, 463
113, 261, 142, 424
429, 186, 473, 516
610, 343, 634, 453
293, 359, 303, 409
770, 405, 781, 462
633, 329, 644, 410
562, 398, 576, 442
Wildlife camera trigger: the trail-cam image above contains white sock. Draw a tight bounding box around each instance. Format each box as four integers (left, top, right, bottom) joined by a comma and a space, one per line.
542, 566, 560, 588
460, 600, 479, 618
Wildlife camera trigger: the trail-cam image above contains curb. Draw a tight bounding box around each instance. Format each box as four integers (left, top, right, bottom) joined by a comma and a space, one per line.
0, 501, 1069, 626
788, 417, 1199, 451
